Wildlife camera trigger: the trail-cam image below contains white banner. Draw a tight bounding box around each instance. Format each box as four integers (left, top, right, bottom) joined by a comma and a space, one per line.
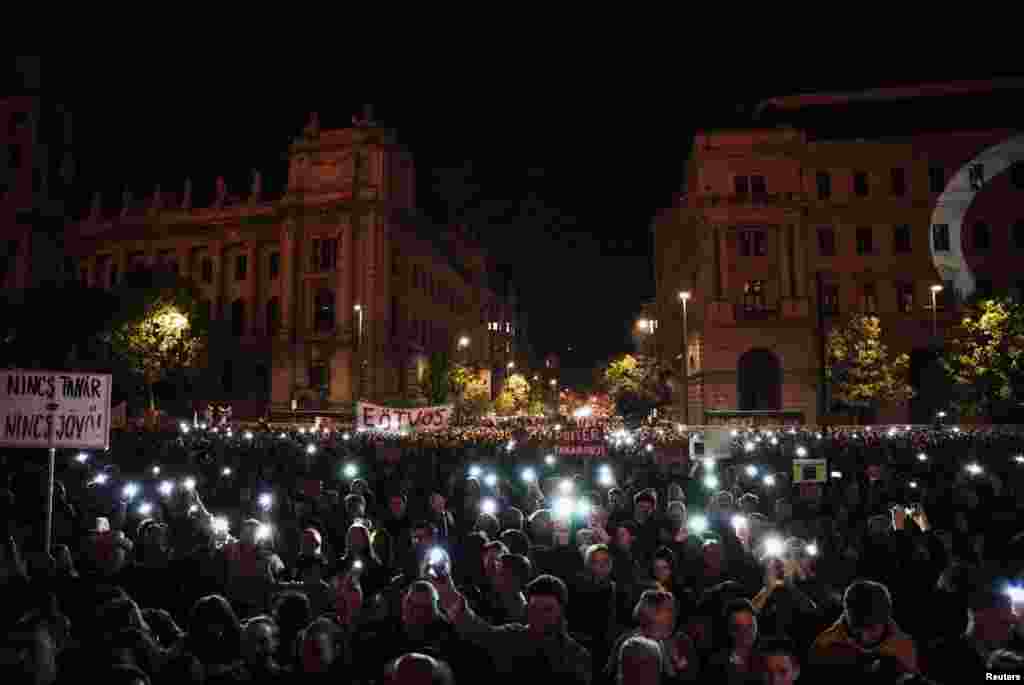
356, 401, 453, 432
0, 370, 112, 449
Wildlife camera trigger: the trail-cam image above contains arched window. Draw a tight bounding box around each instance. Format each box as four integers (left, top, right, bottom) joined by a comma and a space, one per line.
314, 288, 335, 332
231, 298, 246, 337
266, 297, 280, 335
737, 348, 782, 411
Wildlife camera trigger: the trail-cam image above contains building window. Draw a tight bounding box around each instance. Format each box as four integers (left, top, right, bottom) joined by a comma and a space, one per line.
817, 227, 836, 256
235, 254, 247, 281
750, 175, 767, 196
893, 224, 912, 254
739, 229, 767, 257
231, 299, 246, 337
969, 163, 985, 191
201, 257, 213, 283
932, 224, 951, 252
854, 171, 869, 197
972, 221, 991, 251
929, 166, 945, 193
311, 238, 337, 272
1007, 220, 1024, 249
856, 227, 874, 255
743, 280, 766, 311
891, 168, 906, 196
734, 175, 749, 196
314, 288, 335, 332
1011, 161, 1024, 190
975, 278, 994, 299
816, 171, 831, 200
266, 297, 280, 335
823, 284, 840, 315
269, 252, 280, 279
861, 283, 877, 313
896, 282, 914, 313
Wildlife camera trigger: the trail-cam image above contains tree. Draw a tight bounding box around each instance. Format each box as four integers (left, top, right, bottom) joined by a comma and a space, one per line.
458, 373, 492, 420
826, 314, 913, 418
495, 373, 530, 416
601, 354, 675, 427
943, 297, 1024, 417
421, 351, 451, 405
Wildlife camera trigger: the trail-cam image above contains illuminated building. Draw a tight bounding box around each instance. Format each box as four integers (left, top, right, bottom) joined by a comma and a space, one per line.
653, 80, 1024, 424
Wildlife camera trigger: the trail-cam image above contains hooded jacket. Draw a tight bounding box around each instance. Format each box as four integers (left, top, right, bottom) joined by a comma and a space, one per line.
810, 614, 918, 674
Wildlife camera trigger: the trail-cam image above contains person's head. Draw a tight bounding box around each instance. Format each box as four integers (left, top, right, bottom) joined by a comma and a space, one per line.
586, 543, 613, 583
272, 589, 312, 638
482, 541, 508, 580
589, 503, 609, 529
633, 589, 677, 641
652, 547, 675, 586
351, 478, 369, 496
346, 522, 372, 553
389, 494, 408, 518
241, 615, 279, 668
332, 573, 363, 625
140, 608, 183, 649
616, 521, 638, 551
724, 599, 758, 651
500, 507, 524, 532
344, 493, 366, 518
387, 652, 455, 685
528, 509, 554, 545
617, 635, 663, 685
411, 521, 437, 551
402, 581, 441, 628
634, 491, 657, 522
715, 491, 735, 512
967, 588, 1017, 647
667, 482, 684, 504
188, 595, 241, 664
843, 580, 892, 647
738, 493, 760, 514
497, 553, 532, 594
429, 492, 447, 514
499, 529, 530, 557
609, 488, 626, 511
301, 527, 323, 557
475, 512, 500, 539
666, 501, 687, 526
299, 617, 341, 673
525, 574, 568, 637
703, 540, 724, 576
755, 638, 801, 685
7, 611, 60, 685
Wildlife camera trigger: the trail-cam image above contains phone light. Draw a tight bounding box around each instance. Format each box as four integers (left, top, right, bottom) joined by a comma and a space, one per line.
745, 465, 758, 478
344, 463, 358, 479
183, 477, 196, 491
158, 480, 174, 496
763, 474, 776, 487
481, 498, 497, 515
521, 468, 536, 483
554, 497, 574, 519
342, 432, 351, 441
645, 444, 654, 452
917, 452, 929, 462
306, 444, 317, 455
731, 514, 747, 530
576, 498, 592, 517
212, 517, 229, 535
188, 504, 198, 514
258, 493, 273, 510
244, 431, 254, 440
137, 501, 153, 516
831, 471, 843, 479
966, 463, 983, 476
429, 547, 446, 565
909, 481, 918, 489
689, 515, 708, 534
123, 483, 139, 499
559, 479, 574, 494
469, 465, 482, 478
256, 523, 271, 541
795, 446, 808, 458
763, 537, 784, 558
744, 441, 756, 453
75, 452, 89, 463
703, 474, 719, 490
180, 422, 190, 433
806, 543, 819, 557
484, 473, 498, 488
770, 437, 779, 446
279, 433, 287, 439
545, 454, 556, 466
353, 559, 364, 571
222, 467, 232, 477
1014, 455, 1024, 464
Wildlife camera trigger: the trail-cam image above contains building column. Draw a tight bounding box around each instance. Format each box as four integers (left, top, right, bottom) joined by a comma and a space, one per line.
247, 243, 259, 335
333, 217, 354, 403
716, 225, 729, 297
177, 245, 191, 282
211, 241, 225, 320
115, 247, 127, 286
271, 221, 298, 406
777, 224, 792, 298
792, 223, 807, 298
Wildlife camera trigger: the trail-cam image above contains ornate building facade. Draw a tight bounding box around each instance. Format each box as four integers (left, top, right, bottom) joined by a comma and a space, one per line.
653, 80, 1024, 424
68, 112, 522, 411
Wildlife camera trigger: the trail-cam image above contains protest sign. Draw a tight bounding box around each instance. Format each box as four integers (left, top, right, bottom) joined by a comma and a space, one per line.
554, 418, 607, 458
357, 402, 453, 432
0, 370, 112, 450
793, 459, 828, 483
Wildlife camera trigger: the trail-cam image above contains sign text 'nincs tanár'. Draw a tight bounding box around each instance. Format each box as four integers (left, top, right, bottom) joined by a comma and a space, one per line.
357, 401, 453, 432
0, 370, 113, 450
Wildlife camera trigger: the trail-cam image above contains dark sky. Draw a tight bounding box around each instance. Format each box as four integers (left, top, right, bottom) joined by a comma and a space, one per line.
36, 58, 1023, 385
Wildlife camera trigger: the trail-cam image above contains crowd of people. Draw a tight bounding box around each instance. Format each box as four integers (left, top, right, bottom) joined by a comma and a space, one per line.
2, 418, 1024, 684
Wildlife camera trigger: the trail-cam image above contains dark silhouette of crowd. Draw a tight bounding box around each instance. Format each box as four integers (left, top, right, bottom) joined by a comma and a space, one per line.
3, 421, 1024, 684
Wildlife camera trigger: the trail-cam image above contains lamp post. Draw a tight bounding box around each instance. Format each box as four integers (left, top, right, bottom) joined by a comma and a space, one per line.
929, 284, 943, 339
354, 304, 364, 400
458, 335, 470, 364
679, 290, 691, 425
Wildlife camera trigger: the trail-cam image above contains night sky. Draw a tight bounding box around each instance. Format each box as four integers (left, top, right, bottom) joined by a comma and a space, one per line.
34, 58, 1022, 386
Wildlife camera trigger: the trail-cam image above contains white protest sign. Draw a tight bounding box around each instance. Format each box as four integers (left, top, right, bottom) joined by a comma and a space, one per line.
356, 401, 453, 432
0, 370, 112, 450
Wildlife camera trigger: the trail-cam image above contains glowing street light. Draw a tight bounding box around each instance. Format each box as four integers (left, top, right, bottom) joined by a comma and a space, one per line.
458, 336, 470, 349
930, 284, 944, 338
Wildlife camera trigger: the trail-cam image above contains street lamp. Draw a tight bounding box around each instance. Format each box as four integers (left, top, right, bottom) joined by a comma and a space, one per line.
929, 284, 943, 339
507, 361, 515, 370
353, 304, 363, 347
679, 290, 691, 425
458, 336, 470, 349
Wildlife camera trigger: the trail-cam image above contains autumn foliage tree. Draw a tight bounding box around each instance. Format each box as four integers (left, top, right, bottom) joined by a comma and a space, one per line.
602, 354, 675, 427
826, 315, 913, 418
943, 297, 1024, 417
495, 373, 531, 416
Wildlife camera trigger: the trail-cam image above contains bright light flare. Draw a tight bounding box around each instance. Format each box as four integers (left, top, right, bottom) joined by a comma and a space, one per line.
244, 431, 253, 440
763, 537, 784, 558
831, 471, 843, 479
745, 465, 758, 478
703, 474, 719, 490
744, 441, 756, 453
554, 497, 574, 519
158, 481, 174, 496
966, 463, 983, 476
917, 453, 929, 462
481, 498, 497, 515
151, 466, 161, 476
429, 547, 446, 565
795, 446, 808, 457
763, 475, 776, 487
521, 468, 536, 483
731, 514, 747, 531
258, 493, 273, 510
212, 517, 229, 535
123, 483, 139, 499
222, 467, 232, 477
484, 473, 498, 488
558, 479, 574, 494
306, 444, 317, 455
469, 466, 482, 478
138, 502, 153, 516
909, 480, 918, 489
689, 515, 708, 534
343, 463, 358, 479
256, 523, 271, 541
806, 543, 818, 557
75, 453, 89, 464
545, 454, 556, 466
183, 477, 196, 491
180, 422, 190, 434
